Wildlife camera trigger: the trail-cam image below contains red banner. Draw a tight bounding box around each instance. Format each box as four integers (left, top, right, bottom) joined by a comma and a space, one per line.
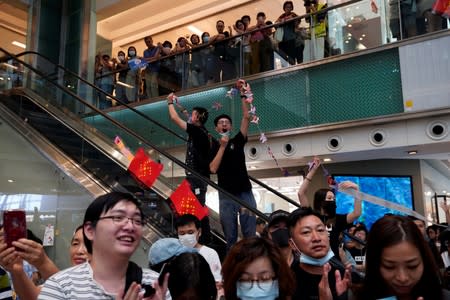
128, 148, 163, 188
170, 179, 208, 220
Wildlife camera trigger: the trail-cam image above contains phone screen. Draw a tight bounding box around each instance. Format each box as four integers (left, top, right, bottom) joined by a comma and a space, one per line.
3, 210, 27, 248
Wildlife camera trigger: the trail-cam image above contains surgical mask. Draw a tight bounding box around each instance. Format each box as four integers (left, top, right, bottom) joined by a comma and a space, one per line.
236, 280, 279, 300
299, 248, 335, 266
271, 228, 290, 248
322, 201, 337, 218
203, 36, 209, 43
178, 233, 197, 248
118, 55, 125, 61
129, 50, 136, 57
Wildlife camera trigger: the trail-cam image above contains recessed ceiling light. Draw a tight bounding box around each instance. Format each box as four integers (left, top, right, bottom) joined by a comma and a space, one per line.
249, 166, 257, 169
323, 158, 332, 162
12, 41, 26, 49
7, 179, 14, 183
408, 150, 418, 155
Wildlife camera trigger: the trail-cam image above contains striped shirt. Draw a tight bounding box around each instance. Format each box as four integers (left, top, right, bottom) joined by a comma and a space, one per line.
38, 262, 164, 299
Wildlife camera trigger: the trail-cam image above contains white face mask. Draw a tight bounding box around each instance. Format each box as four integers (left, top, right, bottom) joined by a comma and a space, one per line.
118, 55, 125, 61
178, 233, 197, 248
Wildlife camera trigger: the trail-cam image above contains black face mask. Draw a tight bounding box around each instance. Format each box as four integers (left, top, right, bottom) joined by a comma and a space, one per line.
271, 228, 290, 248
322, 201, 337, 218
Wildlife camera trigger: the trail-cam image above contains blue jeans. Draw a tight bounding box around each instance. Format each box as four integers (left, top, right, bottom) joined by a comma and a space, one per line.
219, 190, 257, 251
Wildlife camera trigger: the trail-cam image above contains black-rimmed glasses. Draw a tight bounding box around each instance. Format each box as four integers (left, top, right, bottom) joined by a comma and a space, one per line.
238, 277, 276, 291
98, 215, 143, 226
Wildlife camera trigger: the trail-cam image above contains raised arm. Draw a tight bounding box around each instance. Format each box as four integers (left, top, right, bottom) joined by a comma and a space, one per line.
167, 93, 187, 131
240, 96, 250, 138
297, 157, 321, 207
339, 181, 362, 224
439, 201, 450, 224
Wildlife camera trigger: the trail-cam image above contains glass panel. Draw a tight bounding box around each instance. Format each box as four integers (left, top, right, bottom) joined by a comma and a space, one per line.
1, 49, 294, 239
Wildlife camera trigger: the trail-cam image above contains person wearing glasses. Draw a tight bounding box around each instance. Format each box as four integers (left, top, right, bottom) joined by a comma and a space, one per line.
210, 87, 256, 252
38, 192, 168, 300
297, 157, 361, 260
221, 237, 295, 300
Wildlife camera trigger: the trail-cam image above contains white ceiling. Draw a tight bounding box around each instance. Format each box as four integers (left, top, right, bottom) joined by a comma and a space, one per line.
96, 0, 307, 55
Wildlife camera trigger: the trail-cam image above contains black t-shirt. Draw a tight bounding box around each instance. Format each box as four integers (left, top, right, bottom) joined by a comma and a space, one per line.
186, 123, 211, 177
210, 131, 252, 194
347, 247, 366, 265
324, 213, 348, 258
291, 262, 348, 300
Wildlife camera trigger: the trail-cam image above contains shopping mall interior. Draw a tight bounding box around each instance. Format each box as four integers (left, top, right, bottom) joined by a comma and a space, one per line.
0, 0, 449, 267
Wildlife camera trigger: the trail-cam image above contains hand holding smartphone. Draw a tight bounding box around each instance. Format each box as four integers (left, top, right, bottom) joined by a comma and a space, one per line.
3, 210, 27, 248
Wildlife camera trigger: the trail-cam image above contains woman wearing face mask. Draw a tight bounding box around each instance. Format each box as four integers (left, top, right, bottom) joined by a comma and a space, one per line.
114, 50, 129, 104
125, 46, 139, 102
189, 34, 205, 87
298, 157, 362, 259
222, 237, 295, 300
352, 215, 449, 300
201, 32, 216, 85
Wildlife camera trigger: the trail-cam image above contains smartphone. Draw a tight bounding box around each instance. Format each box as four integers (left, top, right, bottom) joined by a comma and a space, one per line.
3, 210, 27, 248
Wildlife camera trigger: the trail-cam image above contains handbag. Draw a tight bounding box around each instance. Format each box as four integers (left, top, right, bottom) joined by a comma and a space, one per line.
274, 26, 284, 43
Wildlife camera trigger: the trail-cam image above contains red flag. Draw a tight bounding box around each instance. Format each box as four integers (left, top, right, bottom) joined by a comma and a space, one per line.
128, 148, 163, 188
170, 179, 209, 220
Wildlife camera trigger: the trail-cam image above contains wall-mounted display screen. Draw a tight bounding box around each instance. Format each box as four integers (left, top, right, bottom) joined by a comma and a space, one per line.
334, 175, 414, 229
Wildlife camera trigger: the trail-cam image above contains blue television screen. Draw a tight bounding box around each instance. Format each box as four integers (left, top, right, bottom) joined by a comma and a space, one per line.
334, 175, 414, 229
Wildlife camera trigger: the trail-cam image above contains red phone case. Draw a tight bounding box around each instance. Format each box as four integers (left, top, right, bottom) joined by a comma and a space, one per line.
3, 210, 27, 248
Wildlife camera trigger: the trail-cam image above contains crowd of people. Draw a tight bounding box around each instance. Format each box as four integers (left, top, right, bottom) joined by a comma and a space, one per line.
1, 186, 450, 299
91, 0, 448, 110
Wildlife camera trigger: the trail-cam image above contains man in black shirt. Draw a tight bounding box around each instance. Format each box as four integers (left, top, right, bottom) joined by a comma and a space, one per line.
167, 93, 212, 244
210, 94, 256, 251
288, 207, 351, 300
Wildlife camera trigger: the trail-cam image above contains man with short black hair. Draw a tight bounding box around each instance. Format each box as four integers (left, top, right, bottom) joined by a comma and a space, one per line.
175, 214, 222, 284
267, 210, 295, 266
288, 207, 351, 300
39, 192, 166, 299
167, 93, 212, 244
210, 88, 256, 251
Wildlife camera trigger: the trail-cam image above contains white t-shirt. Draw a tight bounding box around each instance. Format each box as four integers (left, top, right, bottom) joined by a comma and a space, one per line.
198, 245, 222, 282
38, 262, 167, 299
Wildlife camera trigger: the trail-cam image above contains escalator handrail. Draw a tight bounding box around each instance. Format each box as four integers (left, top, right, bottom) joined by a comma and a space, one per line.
10, 50, 301, 208
0, 48, 271, 221
8, 50, 188, 143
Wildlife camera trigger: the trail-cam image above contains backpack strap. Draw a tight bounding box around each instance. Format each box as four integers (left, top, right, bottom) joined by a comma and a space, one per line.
124, 261, 143, 296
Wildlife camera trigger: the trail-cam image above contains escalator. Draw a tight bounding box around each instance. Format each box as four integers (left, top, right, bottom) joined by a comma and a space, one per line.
0, 48, 301, 256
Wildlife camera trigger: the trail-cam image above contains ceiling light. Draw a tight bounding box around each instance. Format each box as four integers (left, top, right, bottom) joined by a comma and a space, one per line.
249, 166, 257, 169
7, 179, 14, 183
116, 81, 134, 88
408, 150, 418, 155
323, 158, 332, 162
12, 41, 26, 49
187, 25, 203, 36
2, 63, 18, 70
443, 190, 447, 194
